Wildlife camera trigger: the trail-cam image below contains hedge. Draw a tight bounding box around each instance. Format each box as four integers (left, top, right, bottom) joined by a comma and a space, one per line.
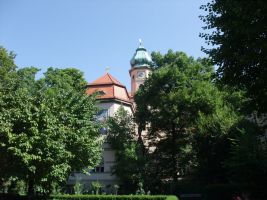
50, 195, 178, 200
0, 194, 179, 200
0, 193, 48, 200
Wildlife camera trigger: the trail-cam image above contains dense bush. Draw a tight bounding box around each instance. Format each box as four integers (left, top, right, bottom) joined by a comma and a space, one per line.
0, 193, 48, 200
165, 196, 178, 200
50, 195, 178, 200
0, 194, 178, 200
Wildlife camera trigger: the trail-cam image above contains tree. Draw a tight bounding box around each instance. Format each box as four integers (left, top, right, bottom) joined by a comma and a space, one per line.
134, 50, 242, 192
225, 119, 267, 199
107, 107, 144, 194
200, 0, 267, 112
0, 47, 102, 196
0, 47, 19, 187
193, 91, 242, 183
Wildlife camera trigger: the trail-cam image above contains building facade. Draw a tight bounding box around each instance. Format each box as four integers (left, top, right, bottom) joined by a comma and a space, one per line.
68, 40, 154, 193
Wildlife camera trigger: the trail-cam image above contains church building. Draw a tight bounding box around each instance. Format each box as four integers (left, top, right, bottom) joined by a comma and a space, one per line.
68, 40, 154, 193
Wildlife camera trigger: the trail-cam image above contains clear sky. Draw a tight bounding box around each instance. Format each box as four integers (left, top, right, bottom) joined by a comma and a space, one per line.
0, 0, 209, 90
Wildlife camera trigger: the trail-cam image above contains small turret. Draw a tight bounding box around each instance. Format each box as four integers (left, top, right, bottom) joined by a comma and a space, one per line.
130, 39, 155, 68
129, 39, 154, 96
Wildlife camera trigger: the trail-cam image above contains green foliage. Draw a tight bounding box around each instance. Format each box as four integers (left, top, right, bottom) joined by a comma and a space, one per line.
74, 181, 84, 195
0, 194, 176, 200
200, 0, 267, 112
135, 50, 226, 188
135, 50, 245, 193
165, 196, 178, 200
107, 107, 135, 148
49, 195, 176, 200
193, 90, 242, 182
107, 107, 144, 193
135, 182, 145, 195
15, 180, 27, 195
113, 184, 119, 195
0, 47, 18, 181
91, 181, 102, 195
224, 120, 267, 199
51, 182, 62, 195
0, 47, 102, 195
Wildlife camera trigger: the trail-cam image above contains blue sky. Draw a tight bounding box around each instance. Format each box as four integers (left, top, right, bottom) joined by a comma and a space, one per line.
0, 0, 209, 90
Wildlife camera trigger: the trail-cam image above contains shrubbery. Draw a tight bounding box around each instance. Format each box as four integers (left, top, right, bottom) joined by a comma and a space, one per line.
50, 195, 177, 200
0, 194, 178, 200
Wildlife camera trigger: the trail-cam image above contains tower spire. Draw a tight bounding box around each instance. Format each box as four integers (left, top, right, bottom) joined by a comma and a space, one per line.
138, 38, 143, 47
129, 39, 154, 95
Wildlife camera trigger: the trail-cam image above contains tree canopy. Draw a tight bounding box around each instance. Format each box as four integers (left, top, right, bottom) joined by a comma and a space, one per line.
200, 0, 267, 112
107, 107, 144, 194
134, 50, 244, 192
0, 47, 102, 195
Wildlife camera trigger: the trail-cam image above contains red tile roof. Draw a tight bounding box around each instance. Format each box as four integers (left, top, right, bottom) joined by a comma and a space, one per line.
86, 73, 132, 104
89, 73, 123, 86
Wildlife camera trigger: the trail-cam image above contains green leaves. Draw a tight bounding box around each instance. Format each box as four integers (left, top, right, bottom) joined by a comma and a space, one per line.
134, 50, 244, 192
0, 47, 101, 194
135, 51, 217, 189
200, 0, 267, 112
135, 51, 216, 134
107, 107, 143, 193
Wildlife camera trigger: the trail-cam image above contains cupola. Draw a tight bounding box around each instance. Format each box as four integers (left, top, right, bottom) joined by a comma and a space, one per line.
130, 39, 154, 68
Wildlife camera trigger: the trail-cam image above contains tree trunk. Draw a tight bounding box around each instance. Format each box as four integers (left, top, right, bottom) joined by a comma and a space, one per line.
171, 123, 178, 192
137, 126, 145, 156
27, 176, 35, 199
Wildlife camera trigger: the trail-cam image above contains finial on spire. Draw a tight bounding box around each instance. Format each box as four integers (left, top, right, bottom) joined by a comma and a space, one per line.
138, 38, 143, 47
105, 66, 110, 73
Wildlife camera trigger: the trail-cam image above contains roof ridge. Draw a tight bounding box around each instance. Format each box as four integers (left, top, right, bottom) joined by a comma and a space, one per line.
89, 72, 124, 87
106, 73, 114, 83
106, 73, 122, 85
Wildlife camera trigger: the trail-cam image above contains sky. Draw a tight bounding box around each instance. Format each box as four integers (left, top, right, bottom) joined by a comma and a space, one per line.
0, 0, 209, 90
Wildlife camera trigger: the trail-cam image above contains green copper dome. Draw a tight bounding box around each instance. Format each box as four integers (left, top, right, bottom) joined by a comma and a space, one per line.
130, 40, 154, 68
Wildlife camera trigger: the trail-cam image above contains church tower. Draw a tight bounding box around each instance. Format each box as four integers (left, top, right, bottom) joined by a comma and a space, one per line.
129, 39, 154, 95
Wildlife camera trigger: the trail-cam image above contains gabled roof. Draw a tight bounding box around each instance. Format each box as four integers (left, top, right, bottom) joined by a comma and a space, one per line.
89, 73, 123, 86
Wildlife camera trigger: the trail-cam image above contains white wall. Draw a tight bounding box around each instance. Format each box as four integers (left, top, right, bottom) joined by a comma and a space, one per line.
68, 100, 133, 192
99, 102, 132, 116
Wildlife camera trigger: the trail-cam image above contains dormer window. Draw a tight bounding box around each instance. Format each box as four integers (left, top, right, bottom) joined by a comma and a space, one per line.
97, 90, 106, 95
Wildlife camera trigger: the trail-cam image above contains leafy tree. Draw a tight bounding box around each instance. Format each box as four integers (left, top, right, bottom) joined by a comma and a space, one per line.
200, 0, 267, 112
193, 92, 242, 183
107, 107, 143, 194
0, 47, 102, 196
0, 47, 20, 183
225, 119, 267, 199
134, 50, 242, 192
